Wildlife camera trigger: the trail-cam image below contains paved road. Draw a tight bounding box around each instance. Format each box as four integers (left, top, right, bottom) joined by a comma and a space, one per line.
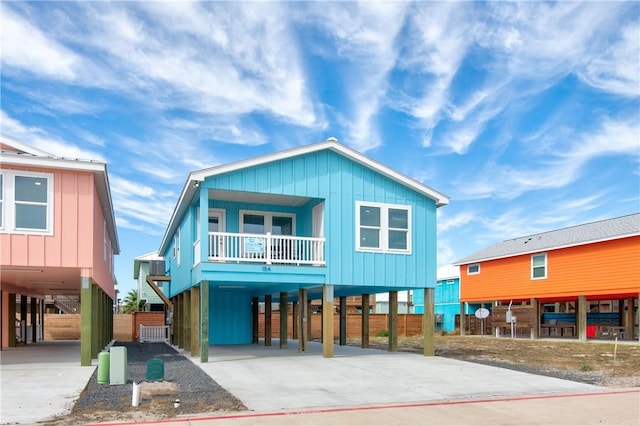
88, 390, 640, 426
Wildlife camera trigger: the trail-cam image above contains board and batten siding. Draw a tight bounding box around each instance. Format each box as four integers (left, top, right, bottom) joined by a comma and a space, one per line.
199, 149, 438, 289
460, 236, 640, 301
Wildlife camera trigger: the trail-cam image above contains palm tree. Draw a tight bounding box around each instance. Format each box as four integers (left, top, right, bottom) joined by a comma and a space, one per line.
121, 289, 140, 314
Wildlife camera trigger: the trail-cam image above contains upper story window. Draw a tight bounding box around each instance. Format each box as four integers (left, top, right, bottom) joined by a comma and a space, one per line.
240, 210, 295, 236
531, 253, 547, 279
0, 170, 53, 235
467, 264, 480, 275
0, 174, 3, 228
174, 229, 181, 266
356, 201, 411, 254
104, 220, 108, 263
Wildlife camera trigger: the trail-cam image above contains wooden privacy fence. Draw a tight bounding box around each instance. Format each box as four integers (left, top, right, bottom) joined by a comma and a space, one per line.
259, 313, 425, 339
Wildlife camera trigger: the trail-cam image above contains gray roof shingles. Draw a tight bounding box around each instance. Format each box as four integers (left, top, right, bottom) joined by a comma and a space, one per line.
453, 213, 640, 265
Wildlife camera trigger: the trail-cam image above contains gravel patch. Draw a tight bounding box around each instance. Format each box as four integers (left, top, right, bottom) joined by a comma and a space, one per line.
47, 342, 246, 425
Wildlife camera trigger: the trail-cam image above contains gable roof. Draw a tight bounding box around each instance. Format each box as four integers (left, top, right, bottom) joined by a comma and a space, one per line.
159, 138, 449, 254
0, 134, 120, 254
133, 251, 163, 279
437, 264, 460, 281
453, 213, 640, 265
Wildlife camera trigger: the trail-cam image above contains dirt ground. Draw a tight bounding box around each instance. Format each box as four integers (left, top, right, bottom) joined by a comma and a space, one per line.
49, 336, 640, 425
376, 335, 640, 388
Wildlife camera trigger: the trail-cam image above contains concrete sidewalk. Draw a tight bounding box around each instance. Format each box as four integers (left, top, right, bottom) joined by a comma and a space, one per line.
90, 390, 640, 425
0, 341, 97, 425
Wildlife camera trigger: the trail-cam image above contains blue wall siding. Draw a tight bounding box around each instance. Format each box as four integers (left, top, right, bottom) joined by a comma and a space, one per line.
201, 150, 438, 290
210, 289, 252, 344
414, 278, 480, 332
162, 206, 197, 297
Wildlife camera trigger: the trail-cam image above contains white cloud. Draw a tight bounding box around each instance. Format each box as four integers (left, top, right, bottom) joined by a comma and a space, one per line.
109, 175, 176, 229
0, 110, 105, 161
302, 2, 409, 152
437, 210, 477, 233
1, 5, 79, 80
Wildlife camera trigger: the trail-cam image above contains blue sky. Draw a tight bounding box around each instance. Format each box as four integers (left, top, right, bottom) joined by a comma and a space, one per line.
2, 1, 639, 296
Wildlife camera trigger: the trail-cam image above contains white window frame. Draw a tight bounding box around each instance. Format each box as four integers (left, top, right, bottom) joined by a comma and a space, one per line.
0, 173, 3, 230
0, 170, 54, 235
467, 264, 480, 275
239, 210, 296, 235
174, 229, 181, 266
531, 253, 547, 280
355, 201, 411, 254
104, 220, 107, 263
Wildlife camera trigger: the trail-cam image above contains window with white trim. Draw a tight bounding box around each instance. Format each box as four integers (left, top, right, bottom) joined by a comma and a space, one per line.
239, 210, 295, 235
467, 264, 480, 275
356, 201, 411, 253
531, 253, 547, 279
0, 170, 53, 234
174, 229, 181, 266
104, 220, 107, 263
0, 173, 3, 229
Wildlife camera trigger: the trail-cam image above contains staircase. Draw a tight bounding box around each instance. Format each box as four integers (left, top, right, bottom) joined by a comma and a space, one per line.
53, 295, 81, 314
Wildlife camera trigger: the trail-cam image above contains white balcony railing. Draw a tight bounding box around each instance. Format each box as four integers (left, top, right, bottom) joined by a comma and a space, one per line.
208, 232, 325, 266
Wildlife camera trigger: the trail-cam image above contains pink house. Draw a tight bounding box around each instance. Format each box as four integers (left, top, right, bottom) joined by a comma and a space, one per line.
0, 135, 119, 365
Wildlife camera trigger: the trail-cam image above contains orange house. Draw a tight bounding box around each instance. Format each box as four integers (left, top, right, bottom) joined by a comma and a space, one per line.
454, 214, 639, 342
0, 136, 119, 365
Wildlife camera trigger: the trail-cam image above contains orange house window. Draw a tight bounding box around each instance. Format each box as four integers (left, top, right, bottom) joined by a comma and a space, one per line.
467, 264, 480, 275
531, 253, 547, 279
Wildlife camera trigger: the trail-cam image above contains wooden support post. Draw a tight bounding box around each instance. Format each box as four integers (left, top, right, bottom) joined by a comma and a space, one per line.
176, 293, 183, 348
423, 288, 435, 356
637, 293, 640, 343
30, 297, 37, 343
339, 296, 347, 346
322, 285, 334, 358
577, 295, 587, 342
8, 293, 17, 347
307, 300, 313, 340
191, 286, 200, 356
280, 292, 288, 349
530, 298, 539, 340
624, 297, 633, 341
388, 291, 398, 352
91, 284, 99, 358
459, 302, 466, 336
80, 277, 92, 366
20, 295, 27, 344
40, 297, 45, 343
252, 297, 259, 344
292, 301, 298, 340
265, 295, 272, 347
361, 294, 370, 349
184, 291, 191, 352
298, 289, 308, 352
200, 281, 209, 362
174, 295, 181, 347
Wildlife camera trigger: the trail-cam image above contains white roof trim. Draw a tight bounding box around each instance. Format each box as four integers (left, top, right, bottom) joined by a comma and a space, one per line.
453, 233, 640, 265
190, 140, 449, 206
159, 139, 449, 255
0, 135, 120, 253
1, 134, 54, 157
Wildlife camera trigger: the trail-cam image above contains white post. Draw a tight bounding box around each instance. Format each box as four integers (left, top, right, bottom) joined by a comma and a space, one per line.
266, 232, 272, 265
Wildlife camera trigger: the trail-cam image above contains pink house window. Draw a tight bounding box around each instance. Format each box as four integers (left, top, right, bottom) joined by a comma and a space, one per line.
0, 170, 53, 234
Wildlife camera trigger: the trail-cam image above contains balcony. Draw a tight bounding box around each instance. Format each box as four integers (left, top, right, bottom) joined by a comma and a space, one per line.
206, 232, 325, 266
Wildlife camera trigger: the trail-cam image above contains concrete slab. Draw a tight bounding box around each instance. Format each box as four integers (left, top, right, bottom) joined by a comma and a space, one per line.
190, 339, 603, 412
0, 341, 96, 425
